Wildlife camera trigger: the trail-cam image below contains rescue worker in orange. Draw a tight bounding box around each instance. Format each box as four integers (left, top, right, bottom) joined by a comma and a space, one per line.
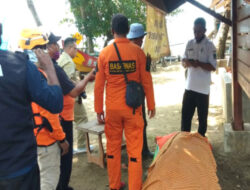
19, 29, 69, 190
94, 14, 156, 190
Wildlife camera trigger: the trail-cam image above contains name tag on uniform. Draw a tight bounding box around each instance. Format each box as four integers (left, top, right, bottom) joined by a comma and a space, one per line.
0, 64, 3, 77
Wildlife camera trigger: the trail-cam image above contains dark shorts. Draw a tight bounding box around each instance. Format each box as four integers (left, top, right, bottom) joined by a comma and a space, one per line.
0, 164, 40, 190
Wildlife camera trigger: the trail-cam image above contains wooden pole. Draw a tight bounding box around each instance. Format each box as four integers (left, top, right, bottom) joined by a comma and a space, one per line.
27, 0, 42, 27
231, 0, 244, 130
186, 0, 232, 26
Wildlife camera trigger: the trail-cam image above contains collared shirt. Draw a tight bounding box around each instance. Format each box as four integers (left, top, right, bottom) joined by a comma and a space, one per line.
58, 52, 76, 80
183, 37, 216, 95
27, 60, 63, 113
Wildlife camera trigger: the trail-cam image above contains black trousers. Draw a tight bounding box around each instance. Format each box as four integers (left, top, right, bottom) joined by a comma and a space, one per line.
57, 120, 73, 190
0, 164, 40, 190
181, 90, 209, 136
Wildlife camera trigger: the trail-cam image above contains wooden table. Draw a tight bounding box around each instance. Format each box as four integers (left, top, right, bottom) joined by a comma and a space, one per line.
76, 120, 105, 168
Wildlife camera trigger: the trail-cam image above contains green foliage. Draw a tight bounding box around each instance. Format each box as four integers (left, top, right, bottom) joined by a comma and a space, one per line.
68, 0, 146, 39
168, 8, 183, 17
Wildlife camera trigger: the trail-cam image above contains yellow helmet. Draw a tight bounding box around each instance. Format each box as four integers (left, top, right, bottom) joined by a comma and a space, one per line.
19, 29, 48, 50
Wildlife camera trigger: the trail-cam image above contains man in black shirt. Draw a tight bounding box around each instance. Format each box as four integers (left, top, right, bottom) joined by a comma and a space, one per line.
47, 33, 95, 190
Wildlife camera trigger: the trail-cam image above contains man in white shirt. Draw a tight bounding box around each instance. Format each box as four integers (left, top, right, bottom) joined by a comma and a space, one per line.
58, 38, 89, 154
181, 17, 216, 136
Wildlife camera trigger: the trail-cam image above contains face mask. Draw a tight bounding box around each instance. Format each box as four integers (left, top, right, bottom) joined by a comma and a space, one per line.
53, 51, 60, 60
24, 49, 38, 63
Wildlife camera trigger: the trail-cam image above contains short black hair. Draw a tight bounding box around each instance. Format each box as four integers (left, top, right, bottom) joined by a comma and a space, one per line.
64, 37, 76, 48
194, 17, 206, 29
111, 14, 129, 35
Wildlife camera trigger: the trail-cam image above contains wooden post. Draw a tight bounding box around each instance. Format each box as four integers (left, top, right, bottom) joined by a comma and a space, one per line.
231, 0, 244, 130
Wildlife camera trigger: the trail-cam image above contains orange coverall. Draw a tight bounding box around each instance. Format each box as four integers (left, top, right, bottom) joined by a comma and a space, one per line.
94, 38, 155, 190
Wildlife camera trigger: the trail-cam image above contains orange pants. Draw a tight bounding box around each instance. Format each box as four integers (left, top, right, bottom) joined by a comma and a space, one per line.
105, 109, 144, 190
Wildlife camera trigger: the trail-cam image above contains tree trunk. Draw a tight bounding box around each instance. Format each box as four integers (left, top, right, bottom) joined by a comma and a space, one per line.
86, 36, 94, 54
215, 10, 230, 59
79, 5, 94, 54
103, 32, 113, 48
151, 61, 157, 72
207, 9, 220, 39
27, 0, 42, 26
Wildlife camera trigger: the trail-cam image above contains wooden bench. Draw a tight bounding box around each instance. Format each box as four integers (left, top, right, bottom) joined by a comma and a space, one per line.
76, 120, 105, 168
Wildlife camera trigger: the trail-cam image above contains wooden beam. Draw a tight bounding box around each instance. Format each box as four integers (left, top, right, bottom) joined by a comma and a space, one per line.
238, 59, 250, 82
186, 0, 232, 26
238, 73, 250, 98
142, 0, 167, 14
232, 0, 244, 130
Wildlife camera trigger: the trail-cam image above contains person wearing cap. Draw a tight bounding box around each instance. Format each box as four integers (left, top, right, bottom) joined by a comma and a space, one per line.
19, 30, 70, 190
127, 23, 154, 159
94, 14, 155, 190
181, 18, 216, 137
47, 33, 95, 190
0, 24, 63, 190
47, 33, 61, 60
127, 23, 147, 48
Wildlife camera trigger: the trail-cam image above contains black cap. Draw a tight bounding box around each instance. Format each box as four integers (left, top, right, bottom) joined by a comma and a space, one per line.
48, 33, 61, 44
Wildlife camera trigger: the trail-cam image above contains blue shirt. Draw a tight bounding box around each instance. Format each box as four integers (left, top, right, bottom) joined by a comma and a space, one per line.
26, 60, 63, 113
0, 60, 63, 180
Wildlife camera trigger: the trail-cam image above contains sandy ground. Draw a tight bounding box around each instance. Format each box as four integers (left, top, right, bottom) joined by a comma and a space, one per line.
69, 63, 250, 190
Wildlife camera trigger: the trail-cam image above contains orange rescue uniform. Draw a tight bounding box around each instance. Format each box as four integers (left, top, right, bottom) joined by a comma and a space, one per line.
94, 38, 155, 190
32, 69, 65, 146
60, 95, 75, 121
